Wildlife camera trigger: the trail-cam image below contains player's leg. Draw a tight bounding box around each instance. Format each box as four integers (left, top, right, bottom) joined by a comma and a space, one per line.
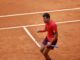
42, 38, 52, 60
40, 37, 48, 53
40, 43, 45, 53
42, 40, 58, 60
43, 47, 51, 60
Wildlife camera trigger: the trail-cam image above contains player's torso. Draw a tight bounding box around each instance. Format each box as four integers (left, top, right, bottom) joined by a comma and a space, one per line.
45, 20, 55, 38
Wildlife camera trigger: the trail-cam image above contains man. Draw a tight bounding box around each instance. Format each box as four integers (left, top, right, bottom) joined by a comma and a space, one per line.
37, 13, 58, 60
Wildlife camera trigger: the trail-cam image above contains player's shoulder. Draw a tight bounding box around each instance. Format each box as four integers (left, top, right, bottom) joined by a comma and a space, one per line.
51, 20, 56, 26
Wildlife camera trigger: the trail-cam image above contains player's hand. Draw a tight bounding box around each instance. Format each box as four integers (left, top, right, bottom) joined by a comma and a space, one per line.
46, 42, 52, 48
36, 30, 41, 33
48, 42, 52, 46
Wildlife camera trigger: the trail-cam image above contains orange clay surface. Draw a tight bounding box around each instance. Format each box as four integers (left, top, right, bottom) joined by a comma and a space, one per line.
0, 0, 80, 60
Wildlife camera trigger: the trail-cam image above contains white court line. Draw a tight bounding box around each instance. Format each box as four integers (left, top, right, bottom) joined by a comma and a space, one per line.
0, 8, 80, 18
23, 27, 41, 48
0, 20, 80, 30
23, 20, 80, 48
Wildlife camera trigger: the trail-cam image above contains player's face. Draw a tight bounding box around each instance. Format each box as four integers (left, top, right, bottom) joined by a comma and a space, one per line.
43, 17, 50, 23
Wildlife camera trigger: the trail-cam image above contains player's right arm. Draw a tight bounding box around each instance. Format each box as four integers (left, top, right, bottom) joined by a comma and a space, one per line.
37, 27, 46, 33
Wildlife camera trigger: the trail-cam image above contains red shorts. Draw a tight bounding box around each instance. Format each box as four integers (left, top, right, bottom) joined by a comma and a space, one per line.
43, 37, 57, 49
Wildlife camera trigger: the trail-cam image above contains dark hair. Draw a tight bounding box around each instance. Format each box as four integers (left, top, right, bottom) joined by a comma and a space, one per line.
43, 13, 50, 18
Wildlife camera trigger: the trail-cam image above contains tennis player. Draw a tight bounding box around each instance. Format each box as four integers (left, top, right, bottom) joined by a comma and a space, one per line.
37, 13, 58, 60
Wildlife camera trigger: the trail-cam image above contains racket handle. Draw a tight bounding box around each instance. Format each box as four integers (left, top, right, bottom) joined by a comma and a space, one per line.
51, 45, 59, 48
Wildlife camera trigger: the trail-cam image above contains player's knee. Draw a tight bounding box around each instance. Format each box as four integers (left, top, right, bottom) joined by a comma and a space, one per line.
43, 51, 48, 55
44, 51, 47, 54
43, 52, 48, 56
40, 46, 45, 53
43, 48, 50, 55
40, 49, 43, 53
40, 48, 44, 53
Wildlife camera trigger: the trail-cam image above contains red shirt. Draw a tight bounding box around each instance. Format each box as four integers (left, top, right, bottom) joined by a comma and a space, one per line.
45, 19, 57, 42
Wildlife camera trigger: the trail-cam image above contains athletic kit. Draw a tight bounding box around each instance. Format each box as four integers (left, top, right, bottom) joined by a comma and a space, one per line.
43, 19, 58, 49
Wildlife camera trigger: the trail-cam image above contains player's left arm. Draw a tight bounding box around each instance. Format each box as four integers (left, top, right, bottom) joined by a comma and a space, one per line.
54, 32, 58, 40
53, 24, 58, 41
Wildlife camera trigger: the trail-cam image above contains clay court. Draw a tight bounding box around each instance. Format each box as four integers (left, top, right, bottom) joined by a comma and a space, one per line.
0, 0, 80, 60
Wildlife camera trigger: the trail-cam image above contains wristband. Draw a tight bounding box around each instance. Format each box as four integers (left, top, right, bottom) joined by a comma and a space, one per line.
40, 30, 45, 32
